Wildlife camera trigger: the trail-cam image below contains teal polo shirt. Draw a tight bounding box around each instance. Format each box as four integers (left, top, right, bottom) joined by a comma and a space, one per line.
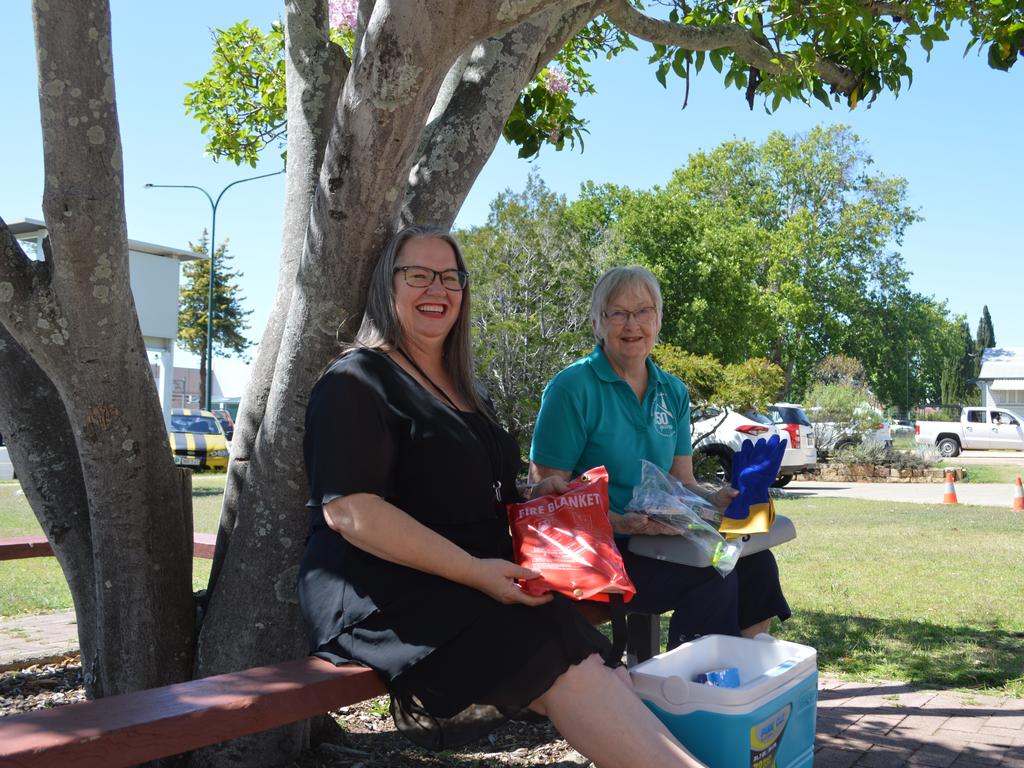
530, 345, 692, 514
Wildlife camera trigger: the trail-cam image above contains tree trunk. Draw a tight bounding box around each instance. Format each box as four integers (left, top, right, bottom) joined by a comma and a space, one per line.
192, 2, 349, 763
0, 322, 101, 697
208, 0, 349, 610
192, 2, 570, 764
0, 0, 195, 696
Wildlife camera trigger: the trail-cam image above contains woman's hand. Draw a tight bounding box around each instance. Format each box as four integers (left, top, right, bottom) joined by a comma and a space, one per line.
610, 512, 680, 536
464, 558, 555, 607
526, 474, 570, 499
708, 485, 738, 511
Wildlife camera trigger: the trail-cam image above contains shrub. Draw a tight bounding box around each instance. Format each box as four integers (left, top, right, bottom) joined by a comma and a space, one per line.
831, 443, 933, 471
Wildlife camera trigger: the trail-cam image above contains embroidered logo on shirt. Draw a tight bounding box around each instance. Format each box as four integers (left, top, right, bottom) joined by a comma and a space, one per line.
651, 391, 676, 436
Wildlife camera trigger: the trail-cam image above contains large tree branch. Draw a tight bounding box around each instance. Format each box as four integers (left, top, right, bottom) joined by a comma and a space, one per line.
0, 218, 70, 372
606, 0, 861, 95
404, 1, 608, 227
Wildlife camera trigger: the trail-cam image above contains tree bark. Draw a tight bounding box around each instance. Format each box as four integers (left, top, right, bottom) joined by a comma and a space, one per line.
207, 0, 348, 618
0, 0, 195, 695
0, 319, 100, 697
404, 1, 606, 228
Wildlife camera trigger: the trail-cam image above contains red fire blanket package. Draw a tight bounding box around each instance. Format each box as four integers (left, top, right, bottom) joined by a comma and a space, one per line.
507, 467, 636, 602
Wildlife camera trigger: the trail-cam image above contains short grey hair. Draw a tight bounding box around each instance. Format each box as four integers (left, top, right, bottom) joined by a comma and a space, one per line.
589, 266, 663, 345
353, 224, 488, 416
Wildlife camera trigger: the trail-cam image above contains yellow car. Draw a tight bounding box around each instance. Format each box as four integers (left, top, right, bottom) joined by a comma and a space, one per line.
168, 408, 230, 471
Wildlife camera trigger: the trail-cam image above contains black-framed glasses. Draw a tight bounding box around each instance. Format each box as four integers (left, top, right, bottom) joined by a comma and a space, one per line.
602, 306, 657, 326
393, 265, 469, 291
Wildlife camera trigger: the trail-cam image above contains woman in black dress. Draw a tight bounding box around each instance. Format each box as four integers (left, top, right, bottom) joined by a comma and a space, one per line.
299, 224, 705, 767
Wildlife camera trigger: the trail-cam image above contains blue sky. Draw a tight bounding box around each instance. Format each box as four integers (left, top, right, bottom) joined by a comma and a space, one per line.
3, 0, 1021, 386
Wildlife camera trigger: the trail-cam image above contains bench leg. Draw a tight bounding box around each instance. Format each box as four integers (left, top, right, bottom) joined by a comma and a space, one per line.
625, 614, 661, 665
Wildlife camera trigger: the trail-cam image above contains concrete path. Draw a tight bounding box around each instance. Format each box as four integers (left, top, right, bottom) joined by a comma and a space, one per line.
0, 610, 78, 671
1, 611, 1022, 765
783, 479, 1019, 507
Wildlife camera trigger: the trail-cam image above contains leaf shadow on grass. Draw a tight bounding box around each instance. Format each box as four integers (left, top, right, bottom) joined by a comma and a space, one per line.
774, 609, 1024, 694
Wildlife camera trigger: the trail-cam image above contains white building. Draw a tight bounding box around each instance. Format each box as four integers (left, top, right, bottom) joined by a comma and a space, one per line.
10, 218, 201, 427
977, 347, 1024, 421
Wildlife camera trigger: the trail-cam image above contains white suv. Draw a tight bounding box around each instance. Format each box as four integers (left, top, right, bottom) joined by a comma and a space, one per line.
765, 403, 817, 487
690, 407, 782, 483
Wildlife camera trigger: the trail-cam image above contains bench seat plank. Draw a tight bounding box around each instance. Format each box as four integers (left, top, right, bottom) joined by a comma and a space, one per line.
0, 536, 54, 560
0, 534, 217, 561
0, 657, 385, 767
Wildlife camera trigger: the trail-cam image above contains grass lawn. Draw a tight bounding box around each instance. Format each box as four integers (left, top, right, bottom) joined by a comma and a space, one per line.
3, 477, 1023, 696
0, 474, 226, 615
768, 496, 1023, 696
950, 463, 1024, 484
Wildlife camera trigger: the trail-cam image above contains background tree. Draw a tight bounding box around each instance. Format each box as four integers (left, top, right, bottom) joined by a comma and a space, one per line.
571, 125, 959, 405
178, 233, 254, 409
813, 354, 868, 388
3, 2, 1021, 766
940, 319, 977, 407
652, 344, 783, 413
975, 304, 997, 374
458, 175, 608, 456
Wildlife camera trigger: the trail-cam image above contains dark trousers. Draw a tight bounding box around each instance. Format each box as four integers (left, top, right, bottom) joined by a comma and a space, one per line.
622, 548, 790, 650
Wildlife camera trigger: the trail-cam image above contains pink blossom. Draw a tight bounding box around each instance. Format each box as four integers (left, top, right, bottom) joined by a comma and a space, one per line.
329, 0, 358, 31
548, 128, 562, 144
543, 68, 570, 95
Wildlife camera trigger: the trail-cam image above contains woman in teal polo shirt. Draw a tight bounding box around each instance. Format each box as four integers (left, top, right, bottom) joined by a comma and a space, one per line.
529, 266, 790, 648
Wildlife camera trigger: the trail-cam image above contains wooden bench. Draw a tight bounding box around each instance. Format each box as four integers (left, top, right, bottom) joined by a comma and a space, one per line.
0, 533, 388, 766
0, 656, 386, 767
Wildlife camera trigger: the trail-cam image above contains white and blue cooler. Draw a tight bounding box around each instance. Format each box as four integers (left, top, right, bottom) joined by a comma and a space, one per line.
629, 634, 818, 768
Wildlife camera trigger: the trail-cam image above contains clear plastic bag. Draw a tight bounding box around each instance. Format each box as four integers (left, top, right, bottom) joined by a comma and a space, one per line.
625, 460, 741, 576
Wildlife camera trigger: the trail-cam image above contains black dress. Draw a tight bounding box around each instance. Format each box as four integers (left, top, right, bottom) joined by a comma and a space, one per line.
298, 348, 611, 750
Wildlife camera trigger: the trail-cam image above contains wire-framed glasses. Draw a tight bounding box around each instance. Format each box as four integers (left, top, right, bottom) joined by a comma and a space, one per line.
393, 266, 469, 291
602, 306, 657, 326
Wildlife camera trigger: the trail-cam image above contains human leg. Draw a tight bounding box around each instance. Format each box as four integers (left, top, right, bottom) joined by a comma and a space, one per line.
623, 551, 740, 649
532, 653, 705, 768
736, 550, 790, 635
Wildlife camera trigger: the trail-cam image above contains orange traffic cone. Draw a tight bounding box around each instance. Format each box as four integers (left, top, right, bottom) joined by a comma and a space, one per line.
942, 471, 959, 505
1013, 476, 1024, 512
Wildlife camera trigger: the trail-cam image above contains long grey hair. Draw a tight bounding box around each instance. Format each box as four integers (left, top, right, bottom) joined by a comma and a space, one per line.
353, 224, 489, 416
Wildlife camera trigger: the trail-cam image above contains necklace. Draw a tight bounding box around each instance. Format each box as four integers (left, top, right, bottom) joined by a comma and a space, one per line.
395, 347, 459, 411
395, 347, 504, 504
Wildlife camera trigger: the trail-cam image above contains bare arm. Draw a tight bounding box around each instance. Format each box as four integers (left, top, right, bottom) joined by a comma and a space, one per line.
323, 493, 552, 606
669, 455, 737, 511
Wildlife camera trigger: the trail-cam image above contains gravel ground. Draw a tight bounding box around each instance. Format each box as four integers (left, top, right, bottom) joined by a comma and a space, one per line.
1, 657, 591, 767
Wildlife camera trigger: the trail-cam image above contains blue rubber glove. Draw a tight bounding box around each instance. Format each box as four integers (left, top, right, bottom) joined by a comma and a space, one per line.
720, 436, 787, 535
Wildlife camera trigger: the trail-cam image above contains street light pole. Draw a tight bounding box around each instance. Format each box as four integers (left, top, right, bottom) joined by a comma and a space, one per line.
145, 169, 283, 409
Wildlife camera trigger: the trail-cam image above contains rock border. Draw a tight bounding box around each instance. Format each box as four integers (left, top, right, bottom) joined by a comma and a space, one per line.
796, 464, 964, 483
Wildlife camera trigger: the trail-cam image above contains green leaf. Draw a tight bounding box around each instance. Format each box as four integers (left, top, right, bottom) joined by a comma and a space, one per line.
710, 49, 724, 73
672, 49, 688, 79
655, 62, 669, 88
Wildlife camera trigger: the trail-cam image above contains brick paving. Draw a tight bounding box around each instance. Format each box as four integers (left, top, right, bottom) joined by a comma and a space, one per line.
1, 611, 1022, 765
816, 677, 1024, 767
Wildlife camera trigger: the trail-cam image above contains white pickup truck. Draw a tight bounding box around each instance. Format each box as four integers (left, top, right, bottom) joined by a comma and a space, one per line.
914, 407, 1024, 457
